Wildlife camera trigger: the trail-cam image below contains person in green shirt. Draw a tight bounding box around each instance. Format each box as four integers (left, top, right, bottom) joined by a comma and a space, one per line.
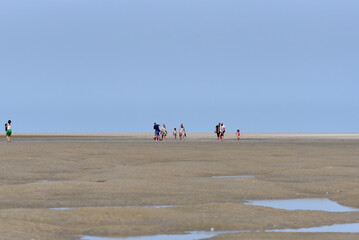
6, 120, 12, 142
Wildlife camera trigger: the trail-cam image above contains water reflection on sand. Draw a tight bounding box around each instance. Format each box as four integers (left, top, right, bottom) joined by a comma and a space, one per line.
244, 198, 359, 212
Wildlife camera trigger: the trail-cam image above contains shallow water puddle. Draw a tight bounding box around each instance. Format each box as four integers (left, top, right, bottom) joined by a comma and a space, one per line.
51, 205, 175, 210
211, 175, 254, 179
81, 231, 240, 240
51, 207, 73, 210
267, 223, 359, 233
244, 198, 359, 212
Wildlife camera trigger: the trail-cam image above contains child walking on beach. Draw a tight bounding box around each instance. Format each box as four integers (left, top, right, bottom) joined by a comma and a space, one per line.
6, 120, 12, 142
173, 128, 177, 140
236, 129, 240, 141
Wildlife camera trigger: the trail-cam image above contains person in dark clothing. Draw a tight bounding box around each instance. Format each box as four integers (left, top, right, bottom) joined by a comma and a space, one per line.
153, 122, 160, 141
215, 123, 220, 140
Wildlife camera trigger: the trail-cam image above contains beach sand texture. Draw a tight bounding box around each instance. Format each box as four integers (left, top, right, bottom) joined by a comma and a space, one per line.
1, 133, 359, 240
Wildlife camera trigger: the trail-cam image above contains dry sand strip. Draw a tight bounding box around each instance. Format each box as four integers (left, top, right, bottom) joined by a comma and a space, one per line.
0, 134, 359, 240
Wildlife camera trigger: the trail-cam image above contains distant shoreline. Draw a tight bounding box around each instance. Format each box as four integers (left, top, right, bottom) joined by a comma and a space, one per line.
9, 132, 359, 140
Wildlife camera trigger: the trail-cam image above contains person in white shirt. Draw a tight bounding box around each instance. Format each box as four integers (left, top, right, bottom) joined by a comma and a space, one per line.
160, 124, 167, 141
6, 120, 12, 142
179, 124, 186, 140
219, 122, 225, 141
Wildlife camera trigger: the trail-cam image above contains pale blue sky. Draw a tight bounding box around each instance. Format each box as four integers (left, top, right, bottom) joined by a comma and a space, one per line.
1, 0, 358, 133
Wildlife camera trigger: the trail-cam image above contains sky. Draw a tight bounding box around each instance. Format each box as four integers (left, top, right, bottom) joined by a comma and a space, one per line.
1, 0, 358, 133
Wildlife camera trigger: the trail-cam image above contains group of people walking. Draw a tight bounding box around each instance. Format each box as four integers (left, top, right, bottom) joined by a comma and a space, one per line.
153, 123, 186, 141
4, 120, 12, 142
3, 120, 239, 143
153, 122, 240, 142
214, 122, 226, 141
214, 123, 241, 141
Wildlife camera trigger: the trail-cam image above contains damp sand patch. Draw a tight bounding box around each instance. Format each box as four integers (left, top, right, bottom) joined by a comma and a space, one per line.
39, 179, 52, 182
211, 175, 254, 179
51, 205, 175, 210
244, 198, 359, 212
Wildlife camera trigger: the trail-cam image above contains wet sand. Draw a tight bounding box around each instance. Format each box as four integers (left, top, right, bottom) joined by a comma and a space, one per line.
1, 133, 359, 240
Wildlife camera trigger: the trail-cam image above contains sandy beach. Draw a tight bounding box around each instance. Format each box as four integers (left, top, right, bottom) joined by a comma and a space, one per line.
1, 133, 359, 240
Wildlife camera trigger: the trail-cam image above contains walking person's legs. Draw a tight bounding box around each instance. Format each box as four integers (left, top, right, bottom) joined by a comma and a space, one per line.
6, 130, 11, 142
